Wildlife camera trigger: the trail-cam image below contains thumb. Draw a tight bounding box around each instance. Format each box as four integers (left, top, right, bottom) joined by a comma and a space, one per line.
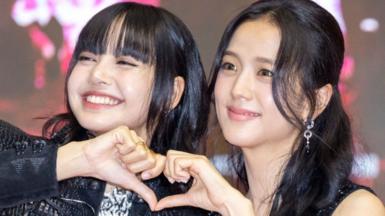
120, 175, 158, 210
141, 154, 166, 180
155, 194, 190, 211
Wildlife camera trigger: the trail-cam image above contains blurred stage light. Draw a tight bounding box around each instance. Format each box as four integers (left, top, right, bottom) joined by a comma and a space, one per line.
360, 18, 379, 32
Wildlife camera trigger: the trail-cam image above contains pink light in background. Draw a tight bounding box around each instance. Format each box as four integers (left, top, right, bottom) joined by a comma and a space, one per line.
2, 0, 160, 135
5, 0, 383, 192
314, 0, 384, 188
11, 0, 160, 87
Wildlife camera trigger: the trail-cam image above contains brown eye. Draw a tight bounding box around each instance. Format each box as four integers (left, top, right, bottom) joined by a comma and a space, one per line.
257, 69, 274, 77
220, 62, 237, 71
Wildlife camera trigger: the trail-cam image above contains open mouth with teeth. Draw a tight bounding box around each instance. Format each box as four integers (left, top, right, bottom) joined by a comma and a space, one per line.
86, 95, 120, 105
82, 93, 123, 109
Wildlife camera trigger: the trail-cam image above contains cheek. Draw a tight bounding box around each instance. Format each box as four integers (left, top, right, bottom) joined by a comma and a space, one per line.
214, 74, 230, 104
67, 74, 78, 103
264, 102, 298, 140
119, 76, 153, 107
263, 92, 286, 125
67, 68, 84, 92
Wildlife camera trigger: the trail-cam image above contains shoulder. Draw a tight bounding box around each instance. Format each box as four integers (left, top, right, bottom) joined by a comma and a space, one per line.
333, 189, 385, 216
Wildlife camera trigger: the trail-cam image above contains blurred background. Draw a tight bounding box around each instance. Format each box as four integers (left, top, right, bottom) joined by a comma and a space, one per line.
0, 0, 384, 201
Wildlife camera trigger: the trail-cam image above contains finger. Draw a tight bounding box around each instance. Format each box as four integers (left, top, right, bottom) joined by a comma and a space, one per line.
162, 152, 171, 181
163, 164, 175, 184
165, 151, 178, 183
116, 142, 135, 155
141, 154, 166, 180
126, 159, 156, 174
120, 175, 158, 211
165, 151, 195, 176
129, 130, 145, 145
177, 157, 229, 191
164, 150, 194, 183
120, 146, 150, 164
115, 129, 137, 154
171, 156, 216, 185
155, 194, 191, 211
174, 157, 192, 180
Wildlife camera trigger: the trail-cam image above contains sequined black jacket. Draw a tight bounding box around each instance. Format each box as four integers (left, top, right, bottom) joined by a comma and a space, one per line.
0, 120, 214, 215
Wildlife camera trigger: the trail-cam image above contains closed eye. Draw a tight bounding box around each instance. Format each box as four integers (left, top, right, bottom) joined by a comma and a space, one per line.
116, 60, 138, 67
78, 51, 97, 63
78, 55, 96, 62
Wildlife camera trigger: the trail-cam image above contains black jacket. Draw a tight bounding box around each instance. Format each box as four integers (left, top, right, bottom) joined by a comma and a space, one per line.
0, 120, 214, 215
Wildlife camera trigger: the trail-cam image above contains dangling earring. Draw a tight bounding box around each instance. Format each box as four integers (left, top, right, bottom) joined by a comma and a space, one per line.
303, 119, 314, 154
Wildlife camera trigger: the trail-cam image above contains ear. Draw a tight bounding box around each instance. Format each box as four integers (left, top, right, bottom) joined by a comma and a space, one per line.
170, 76, 185, 110
313, 83, 333, 119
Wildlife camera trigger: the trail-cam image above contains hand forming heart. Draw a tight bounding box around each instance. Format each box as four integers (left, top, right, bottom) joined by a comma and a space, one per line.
80, 128, 250, 214
79, 126, 166, 210
153, 150, 252, 215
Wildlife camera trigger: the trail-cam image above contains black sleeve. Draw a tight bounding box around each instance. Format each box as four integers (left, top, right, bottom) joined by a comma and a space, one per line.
0, 120, 59, 208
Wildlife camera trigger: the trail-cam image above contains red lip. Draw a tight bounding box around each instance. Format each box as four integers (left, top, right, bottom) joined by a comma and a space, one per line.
227, 106, 260, 121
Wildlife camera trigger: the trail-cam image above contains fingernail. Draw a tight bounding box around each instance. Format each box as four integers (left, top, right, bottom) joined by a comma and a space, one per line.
167, 177, 175, 184
176, 178, 188, 184
141, 172, 150, 180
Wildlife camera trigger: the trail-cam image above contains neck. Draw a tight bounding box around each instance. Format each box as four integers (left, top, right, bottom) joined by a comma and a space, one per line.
241, 140, 293, 215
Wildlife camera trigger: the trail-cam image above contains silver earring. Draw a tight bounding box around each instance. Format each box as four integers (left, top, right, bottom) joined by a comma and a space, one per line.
303, 119, 314, 154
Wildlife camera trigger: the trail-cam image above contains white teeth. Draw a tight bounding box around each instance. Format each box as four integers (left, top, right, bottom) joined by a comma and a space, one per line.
86, 95, 119, 105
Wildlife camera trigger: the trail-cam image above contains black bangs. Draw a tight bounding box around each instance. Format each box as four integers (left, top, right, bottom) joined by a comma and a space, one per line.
45, 1, 209, 198
74, 3, 157, 64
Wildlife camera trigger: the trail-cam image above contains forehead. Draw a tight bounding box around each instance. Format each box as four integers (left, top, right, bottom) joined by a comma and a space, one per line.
226, 19, 281, 63
77, 13, 155, 64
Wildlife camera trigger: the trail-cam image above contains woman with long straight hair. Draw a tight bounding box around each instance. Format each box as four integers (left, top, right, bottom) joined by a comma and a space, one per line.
157, 0, 385, 215
0, 2, 211, 215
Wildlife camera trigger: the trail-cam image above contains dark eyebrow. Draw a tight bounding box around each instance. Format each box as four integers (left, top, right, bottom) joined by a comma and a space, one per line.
224, 50, 274, 66
223, 50, 238, 58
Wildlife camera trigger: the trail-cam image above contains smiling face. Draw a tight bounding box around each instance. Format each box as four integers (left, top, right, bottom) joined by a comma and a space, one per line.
214, 18, 300, 150
67, 51, 154, 138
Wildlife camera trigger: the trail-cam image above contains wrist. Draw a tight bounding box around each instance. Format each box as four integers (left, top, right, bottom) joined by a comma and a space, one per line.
221, 191, 254, 216
56, 140, 90, 180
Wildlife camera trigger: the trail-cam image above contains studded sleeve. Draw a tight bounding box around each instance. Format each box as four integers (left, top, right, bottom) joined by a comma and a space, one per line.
0, 119, 59, 208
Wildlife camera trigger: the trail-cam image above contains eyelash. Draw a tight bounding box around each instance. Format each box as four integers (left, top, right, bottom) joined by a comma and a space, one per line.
78, 55, 96, 62
220, 62, 237, 71
78, 54, 139, 67
116, 60, 138, 67
220, 61, 274, 79
257, 69, 274, 77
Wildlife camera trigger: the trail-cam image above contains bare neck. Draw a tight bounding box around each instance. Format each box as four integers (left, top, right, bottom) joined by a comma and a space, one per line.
242, 141, 293, 215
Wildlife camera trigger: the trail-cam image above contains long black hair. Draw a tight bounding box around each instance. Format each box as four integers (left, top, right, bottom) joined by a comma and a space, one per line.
44, 2, 208, 159
209, 0, 352, 215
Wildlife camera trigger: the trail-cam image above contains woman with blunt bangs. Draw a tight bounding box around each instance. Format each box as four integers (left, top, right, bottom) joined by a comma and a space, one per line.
156, 0, 385, 215
0, 2, 211, 215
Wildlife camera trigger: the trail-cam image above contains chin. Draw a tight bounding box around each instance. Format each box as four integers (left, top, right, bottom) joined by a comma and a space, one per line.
77, 119, 113, 134
223, 133, 258, 148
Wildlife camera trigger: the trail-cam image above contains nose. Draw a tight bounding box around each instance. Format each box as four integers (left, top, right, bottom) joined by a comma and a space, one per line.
89, 61, 112, 86
231, 69, 253, 100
